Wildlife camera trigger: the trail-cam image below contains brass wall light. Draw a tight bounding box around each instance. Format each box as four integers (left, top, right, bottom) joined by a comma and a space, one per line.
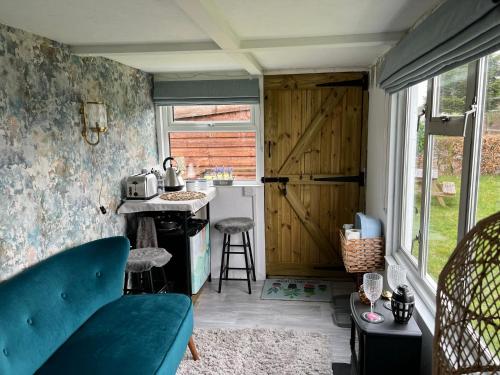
81, 101, 108, 146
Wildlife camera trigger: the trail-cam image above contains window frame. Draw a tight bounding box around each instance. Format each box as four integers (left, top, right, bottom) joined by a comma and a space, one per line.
167, 104, 257, 130
391, 55, 491, 309
399, 83, 425, 264
427, 64, 476, 136
155, 104, 262, 184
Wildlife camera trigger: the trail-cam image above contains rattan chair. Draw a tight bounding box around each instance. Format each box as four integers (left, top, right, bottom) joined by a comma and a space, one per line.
433, 211, 500, 374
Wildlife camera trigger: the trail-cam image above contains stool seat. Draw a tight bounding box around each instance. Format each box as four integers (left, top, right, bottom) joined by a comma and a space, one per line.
126, 247, 172, 273
215, 217, 254, 234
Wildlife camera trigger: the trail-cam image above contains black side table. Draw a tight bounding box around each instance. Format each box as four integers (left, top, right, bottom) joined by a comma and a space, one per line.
348, 292, 422, 375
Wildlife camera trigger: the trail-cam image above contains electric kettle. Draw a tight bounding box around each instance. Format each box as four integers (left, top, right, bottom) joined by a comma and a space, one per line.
162, 157, 185, 191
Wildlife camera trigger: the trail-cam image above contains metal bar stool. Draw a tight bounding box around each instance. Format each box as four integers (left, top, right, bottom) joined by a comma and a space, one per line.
215, 217, 255, 294
124, 247, 172, 294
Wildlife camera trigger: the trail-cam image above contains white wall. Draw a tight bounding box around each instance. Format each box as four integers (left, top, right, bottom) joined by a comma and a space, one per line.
365, 85, 391, 228
209, 185, 266, 281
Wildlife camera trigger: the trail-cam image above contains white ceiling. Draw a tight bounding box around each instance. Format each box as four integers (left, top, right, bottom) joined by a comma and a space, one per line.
0, 0, 210, 44
0, 0, 442, 75
252, 45, 392, 71
104, 52, 241, 73
214, 0, 438, 38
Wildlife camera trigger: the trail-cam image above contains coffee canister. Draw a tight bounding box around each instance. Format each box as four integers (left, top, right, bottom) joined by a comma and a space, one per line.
197, 179, 209, 190
186, 179, 210, 191
185, 180, 199, 191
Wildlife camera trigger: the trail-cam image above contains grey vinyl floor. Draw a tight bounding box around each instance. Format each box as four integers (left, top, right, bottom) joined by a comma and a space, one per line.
193, 279, 355, 363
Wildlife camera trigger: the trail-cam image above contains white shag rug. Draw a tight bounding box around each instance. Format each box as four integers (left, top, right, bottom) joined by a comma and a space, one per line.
177, 328, 333, 375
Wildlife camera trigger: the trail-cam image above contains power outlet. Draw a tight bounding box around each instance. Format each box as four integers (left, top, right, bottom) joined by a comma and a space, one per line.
243, 186, 255, 196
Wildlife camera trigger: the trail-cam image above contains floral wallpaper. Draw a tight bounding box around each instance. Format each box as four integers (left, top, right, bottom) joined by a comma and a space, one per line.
0, 23, 158, 281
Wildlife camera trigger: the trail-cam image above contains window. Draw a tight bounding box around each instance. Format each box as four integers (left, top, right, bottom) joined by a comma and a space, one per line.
158, 104, 258, 181
433, 64, 468, 117
397, 50, 500, 290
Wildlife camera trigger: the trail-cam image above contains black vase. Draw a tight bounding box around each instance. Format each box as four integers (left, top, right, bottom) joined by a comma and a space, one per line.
391, 284, 415, 324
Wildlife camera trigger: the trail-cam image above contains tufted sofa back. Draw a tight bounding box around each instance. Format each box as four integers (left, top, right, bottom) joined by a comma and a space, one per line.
0, 236, 130, 375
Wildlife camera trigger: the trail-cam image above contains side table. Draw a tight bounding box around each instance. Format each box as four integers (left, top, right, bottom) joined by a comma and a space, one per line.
349, 292, 422, 375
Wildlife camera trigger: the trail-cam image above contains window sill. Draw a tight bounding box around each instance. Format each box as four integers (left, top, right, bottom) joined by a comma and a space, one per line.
212, 181, 263, 188
386, 254, 436, 336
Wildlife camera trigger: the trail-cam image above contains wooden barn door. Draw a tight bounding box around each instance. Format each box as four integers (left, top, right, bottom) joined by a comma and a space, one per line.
263, 73, 368, 277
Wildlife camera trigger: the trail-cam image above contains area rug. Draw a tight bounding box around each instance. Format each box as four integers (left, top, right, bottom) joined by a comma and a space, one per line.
260, 278, 332, 302
177, 328, 334, 375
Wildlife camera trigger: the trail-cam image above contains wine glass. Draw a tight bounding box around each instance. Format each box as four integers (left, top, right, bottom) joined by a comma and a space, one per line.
384, 265, 407, 310
361, 273, 384, 323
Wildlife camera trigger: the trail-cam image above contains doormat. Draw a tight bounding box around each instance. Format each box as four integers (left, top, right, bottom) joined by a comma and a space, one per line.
331, 294, 352, 328
332, 362, 352, 375
261, 279, 332, 302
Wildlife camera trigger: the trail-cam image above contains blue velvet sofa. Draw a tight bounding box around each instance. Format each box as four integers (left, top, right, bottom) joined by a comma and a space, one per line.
0, 236, 196, 375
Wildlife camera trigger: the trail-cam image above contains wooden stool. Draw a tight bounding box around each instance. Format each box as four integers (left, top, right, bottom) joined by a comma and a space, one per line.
215, 217, 255, 294
124, 247, 172, 294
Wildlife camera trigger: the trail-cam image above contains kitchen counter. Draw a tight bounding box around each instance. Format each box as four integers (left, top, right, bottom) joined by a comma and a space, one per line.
117, 187, 216, 214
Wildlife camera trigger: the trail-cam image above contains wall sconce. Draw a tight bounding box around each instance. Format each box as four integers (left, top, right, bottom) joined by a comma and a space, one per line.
81, 101, 108, 146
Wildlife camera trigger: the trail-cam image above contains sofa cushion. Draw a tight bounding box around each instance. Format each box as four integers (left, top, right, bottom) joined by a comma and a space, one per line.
0, 237, 130, 375
36, 293, 193, 375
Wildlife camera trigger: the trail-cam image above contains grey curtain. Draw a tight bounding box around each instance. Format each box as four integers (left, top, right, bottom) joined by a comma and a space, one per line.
378, 0, 500, 93
153, 79, 260, 105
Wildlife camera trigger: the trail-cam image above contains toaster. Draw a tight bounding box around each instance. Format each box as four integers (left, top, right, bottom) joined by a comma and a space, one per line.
126, 173, 158, 200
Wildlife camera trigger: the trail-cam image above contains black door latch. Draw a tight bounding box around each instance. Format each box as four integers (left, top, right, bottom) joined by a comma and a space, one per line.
261, 177, 289, 196
261, 177, 290, 184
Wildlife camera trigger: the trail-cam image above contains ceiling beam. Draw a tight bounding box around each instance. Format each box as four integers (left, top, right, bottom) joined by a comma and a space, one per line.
71, 32, 402, 57
225, 52, 263, 76
71, 41, 220, 56
175, 0, 263, 75
175, 0, 239, 49
241, 32, 404, 50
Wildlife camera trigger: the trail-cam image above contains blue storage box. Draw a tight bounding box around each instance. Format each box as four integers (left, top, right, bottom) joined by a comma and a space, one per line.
355, 212, 382, 239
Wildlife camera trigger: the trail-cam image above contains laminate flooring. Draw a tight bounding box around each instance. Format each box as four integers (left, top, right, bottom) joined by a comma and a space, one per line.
193, 279, 356, 363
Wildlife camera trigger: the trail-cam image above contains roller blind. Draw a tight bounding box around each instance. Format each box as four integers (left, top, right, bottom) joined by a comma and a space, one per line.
153, 79, 260, 105
378, 0, 500, 93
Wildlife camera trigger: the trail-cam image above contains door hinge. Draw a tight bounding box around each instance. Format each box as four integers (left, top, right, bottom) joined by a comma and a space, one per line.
316, 74, 368, 90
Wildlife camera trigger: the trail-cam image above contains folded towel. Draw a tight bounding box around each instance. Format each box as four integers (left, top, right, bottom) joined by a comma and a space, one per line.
136, 216, 158, 248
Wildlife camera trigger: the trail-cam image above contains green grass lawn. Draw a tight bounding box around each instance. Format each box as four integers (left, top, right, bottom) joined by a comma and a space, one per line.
428, 175, 500, 358
415, 175, 500, 281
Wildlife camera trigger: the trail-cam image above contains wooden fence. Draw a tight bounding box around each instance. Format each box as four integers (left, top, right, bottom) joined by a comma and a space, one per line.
169, 132, 256, 180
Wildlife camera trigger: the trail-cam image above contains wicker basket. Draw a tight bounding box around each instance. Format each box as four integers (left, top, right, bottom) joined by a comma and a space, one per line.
339, 230, 384, 273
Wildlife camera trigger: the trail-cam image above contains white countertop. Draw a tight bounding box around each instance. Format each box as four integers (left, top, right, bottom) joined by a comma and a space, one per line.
117, 187, 216, 214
